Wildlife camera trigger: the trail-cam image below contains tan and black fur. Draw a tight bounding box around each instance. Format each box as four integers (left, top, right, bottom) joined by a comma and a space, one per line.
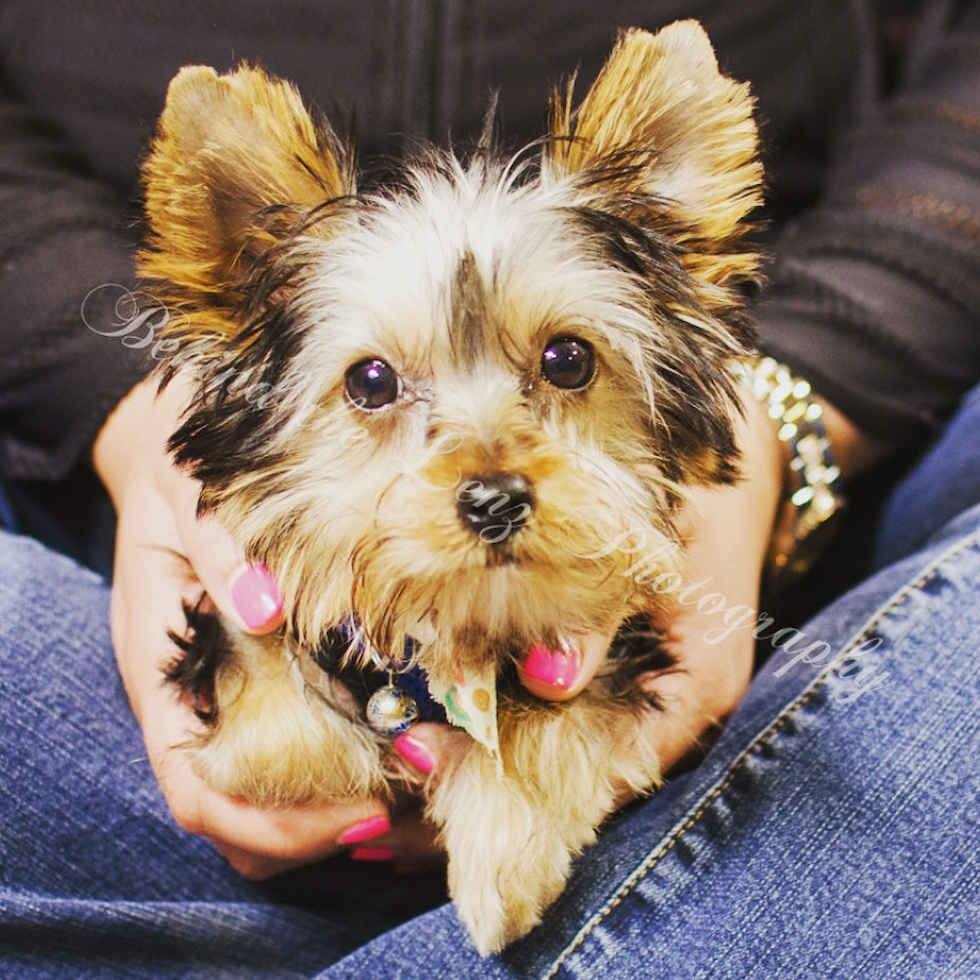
140, 22, 763, 954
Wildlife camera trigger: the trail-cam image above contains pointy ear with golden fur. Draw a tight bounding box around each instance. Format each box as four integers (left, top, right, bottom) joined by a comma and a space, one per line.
547, 21, 763, 289
139, 64, 355, 333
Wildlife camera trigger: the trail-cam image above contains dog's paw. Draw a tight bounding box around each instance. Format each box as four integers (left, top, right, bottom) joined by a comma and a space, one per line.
190, 631, 385, 805
429, 692, 664, 954
434, 753, 584, 954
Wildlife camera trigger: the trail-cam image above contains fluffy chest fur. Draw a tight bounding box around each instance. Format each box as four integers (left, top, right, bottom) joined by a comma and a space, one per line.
141, 20, 762, 955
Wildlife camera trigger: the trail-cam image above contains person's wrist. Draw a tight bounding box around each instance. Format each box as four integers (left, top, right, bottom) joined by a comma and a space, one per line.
814, 398, 892, 480
746, 355, 892, 589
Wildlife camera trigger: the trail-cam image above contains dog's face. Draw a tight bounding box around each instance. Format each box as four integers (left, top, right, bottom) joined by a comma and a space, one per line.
140, 22, 762, 688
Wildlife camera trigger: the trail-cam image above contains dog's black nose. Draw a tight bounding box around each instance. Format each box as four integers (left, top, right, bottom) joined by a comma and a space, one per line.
456, 474, 534, 543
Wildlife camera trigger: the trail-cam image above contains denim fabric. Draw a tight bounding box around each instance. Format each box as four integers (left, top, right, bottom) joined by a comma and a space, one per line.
0, 534, 446, 978
3, 508, 978, 978
876, 381, 980, 568
324, 505, 980, 979
3, 408, 980, 978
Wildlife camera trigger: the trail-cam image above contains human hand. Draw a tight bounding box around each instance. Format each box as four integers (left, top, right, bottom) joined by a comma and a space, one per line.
93, 373, 436, 877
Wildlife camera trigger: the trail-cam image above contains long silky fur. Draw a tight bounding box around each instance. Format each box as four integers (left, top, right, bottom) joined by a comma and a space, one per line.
139, 21, 763, 955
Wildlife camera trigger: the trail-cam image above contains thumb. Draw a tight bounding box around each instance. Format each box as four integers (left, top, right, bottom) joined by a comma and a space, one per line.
170, 475, 284, 635
393, 722, 471, 779
516, 629, 613, 702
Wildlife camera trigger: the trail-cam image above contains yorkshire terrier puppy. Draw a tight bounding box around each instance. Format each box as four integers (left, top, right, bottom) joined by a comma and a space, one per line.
139, 21, 762, 954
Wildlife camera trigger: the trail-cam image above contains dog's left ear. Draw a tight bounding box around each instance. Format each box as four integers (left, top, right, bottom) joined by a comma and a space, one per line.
140, 64, 355, 332
548, 21, 763, 290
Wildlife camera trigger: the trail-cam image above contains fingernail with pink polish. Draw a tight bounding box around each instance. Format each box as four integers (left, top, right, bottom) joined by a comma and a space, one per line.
230, 563, 283, 629
394, 733, 435, 774
350, 846, 396, 862
521, 642, 581, 689
338, 815, 391, 846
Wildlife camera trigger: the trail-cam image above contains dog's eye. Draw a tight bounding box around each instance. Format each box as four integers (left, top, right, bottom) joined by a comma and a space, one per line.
541, 337, 595, 390
345, 358, 401, 409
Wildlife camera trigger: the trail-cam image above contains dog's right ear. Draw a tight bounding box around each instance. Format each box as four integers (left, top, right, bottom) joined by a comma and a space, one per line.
140, 64, 355, 332
547, 23, 762, 295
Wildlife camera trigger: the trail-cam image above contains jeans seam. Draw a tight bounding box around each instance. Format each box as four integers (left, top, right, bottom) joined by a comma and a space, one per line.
545, 525, 980, 979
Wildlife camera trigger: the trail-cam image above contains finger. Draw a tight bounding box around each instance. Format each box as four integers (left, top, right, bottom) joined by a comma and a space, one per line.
148, 373, 285, 636
516, 629, 612, 701
372, 809, 444, 870
227, 561, 285, 633
148, 713, 393, 869
211, 839, 314, 880
393, 721, 471, 777
165, 473, 285, 635
187, 787, 390, 872
208, 795, 443, 877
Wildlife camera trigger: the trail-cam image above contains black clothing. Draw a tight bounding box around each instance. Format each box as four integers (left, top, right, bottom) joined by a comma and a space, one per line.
0, 0, 977, 484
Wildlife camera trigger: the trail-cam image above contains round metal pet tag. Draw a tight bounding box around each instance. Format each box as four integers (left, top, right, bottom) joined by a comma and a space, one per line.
366, 683, 419, 735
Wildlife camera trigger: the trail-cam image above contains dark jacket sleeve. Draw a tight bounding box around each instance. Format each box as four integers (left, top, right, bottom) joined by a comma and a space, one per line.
0, 79, 149, 482
755, 1, 980, 444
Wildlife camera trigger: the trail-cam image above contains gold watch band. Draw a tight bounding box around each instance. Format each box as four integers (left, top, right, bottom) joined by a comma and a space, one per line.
747, 356, 846, 589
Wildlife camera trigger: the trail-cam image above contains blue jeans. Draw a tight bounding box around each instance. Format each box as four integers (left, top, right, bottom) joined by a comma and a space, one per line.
2, 390, 979, 978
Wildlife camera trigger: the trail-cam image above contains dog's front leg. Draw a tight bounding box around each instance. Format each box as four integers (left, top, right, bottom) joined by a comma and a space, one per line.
186, 629, 388, 807
428, 692, 662, 955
